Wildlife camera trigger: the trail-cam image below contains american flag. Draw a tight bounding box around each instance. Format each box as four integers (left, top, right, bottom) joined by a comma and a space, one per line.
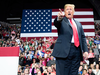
20, 9, 95, 40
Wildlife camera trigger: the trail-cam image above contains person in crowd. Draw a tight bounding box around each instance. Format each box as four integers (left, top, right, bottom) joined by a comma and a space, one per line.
84, 64, 88, 71
82, 69, 88, 75
90, 64, 95, 70
93, 45, 99, 64
26, 55, 32, 66
78, 65, 83, 75
27, 50, 34, 60
47, 56, 56, 67
19, 53, 26, 66
88, 67, 95, 75
47, 66, 52, 75
88, 50, 94, 65
93, 64, 100, 75
24, 68, 29, 75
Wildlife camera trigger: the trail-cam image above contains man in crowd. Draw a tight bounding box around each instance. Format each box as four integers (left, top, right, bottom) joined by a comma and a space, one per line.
88, 67, 95, 75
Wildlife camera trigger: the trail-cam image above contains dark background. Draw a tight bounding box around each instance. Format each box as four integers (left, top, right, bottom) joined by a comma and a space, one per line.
0, 0, 100, 24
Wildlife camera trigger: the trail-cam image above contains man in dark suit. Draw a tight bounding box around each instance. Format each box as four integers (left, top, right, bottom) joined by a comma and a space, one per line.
51, 4, 88, 75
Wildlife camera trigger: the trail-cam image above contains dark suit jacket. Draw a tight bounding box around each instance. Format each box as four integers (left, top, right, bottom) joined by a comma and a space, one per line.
51, 17, 88, 61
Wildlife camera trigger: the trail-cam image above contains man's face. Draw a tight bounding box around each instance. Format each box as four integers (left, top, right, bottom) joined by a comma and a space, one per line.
88, 69, 92, 73
64, 6, 74, 19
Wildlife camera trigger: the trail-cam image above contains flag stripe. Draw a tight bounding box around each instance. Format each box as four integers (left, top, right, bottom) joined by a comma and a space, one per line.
52, 15, 94, 18
52, 29, 95, 32
52, 9, 93, 11
52, 18, 94, 22
0, 47, 19, 56
52, 22, 94, 25
52, 12, 93, 15
80, 22, 94, 25
52, 25, 95, 29
21, 32, 95, 37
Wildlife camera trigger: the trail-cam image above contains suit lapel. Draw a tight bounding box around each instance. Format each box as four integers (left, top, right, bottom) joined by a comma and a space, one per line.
63, 17, 73, 35
63, 17, 72, 28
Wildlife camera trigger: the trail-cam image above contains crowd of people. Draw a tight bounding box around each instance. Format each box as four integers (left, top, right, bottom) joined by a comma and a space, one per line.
0, 22, 100, 75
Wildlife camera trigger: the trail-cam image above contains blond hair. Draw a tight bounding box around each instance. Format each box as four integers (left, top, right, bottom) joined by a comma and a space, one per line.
64, 4, 75, 11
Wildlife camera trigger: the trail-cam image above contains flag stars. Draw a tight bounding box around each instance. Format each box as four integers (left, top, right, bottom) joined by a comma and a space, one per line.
44, 10, 45, 12
39, 10, 40, 12
48, 10, 50, 12
36, 27, 38, 29
31, 27, 33, 29
41, 27, 43, 29
25, 20, 27, 22
29, 25, 31, 27
36, 22, 38, 24
24, 30, 26, 32
29, 20, 31, 22
27, 18, 29, 20
30, 10, 32, 12
48, 24, 50, 26
34, 20, 36, 22
23, 9, 51, 33
26, 27, 28, 29
30, 15, 32, 17
32, 22, 34, 24
41, 17, 43, 19
48, 20, 50, 21
48, 29, 50, 31
24, 25, 26, 27
25, 15, 27, 17
43, 30, 45, 31
29, 30, 31, 32
41, 22, 43, 24
27, 22, 29, 24
34, 15, 36, 17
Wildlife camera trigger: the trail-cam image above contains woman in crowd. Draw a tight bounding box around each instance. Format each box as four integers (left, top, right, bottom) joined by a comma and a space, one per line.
93, 64, 100, 75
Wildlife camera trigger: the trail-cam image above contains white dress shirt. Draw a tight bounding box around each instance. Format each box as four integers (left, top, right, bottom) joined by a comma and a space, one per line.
68, 18, 78, 43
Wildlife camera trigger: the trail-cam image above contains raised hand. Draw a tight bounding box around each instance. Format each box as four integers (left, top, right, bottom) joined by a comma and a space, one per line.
58, 8, 64, 20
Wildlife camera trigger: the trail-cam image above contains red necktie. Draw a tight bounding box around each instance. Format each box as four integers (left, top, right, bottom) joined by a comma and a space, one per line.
69, 19, 79, 47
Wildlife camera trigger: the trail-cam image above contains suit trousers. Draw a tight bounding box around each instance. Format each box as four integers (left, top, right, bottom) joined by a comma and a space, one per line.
56, 45, 81, 75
